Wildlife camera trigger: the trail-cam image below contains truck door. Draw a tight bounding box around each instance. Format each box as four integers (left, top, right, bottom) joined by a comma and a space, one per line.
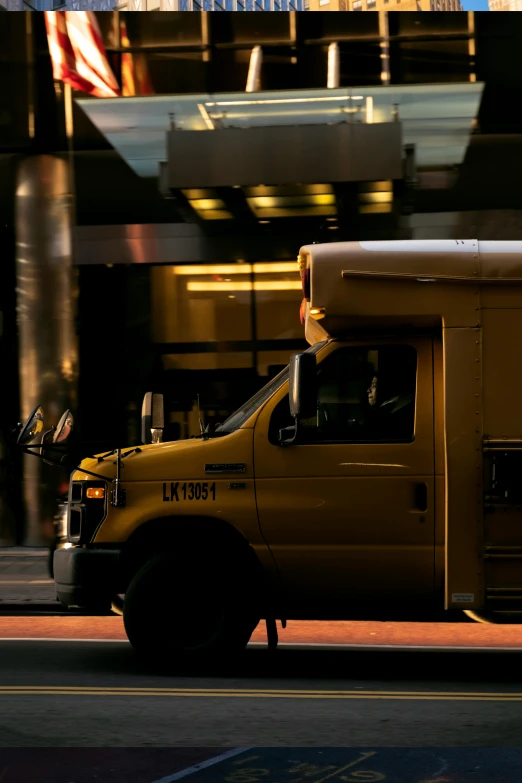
253, 338, 435, 615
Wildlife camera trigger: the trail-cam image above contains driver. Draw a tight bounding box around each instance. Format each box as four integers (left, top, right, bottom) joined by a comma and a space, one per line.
366, 371, 414, 439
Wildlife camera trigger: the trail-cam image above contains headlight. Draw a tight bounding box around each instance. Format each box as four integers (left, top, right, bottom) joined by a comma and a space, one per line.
67, 481, 108, 544
86, 487, 105, 500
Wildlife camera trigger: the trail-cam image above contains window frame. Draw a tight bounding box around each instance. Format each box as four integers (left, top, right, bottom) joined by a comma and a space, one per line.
268, 342, 418, 447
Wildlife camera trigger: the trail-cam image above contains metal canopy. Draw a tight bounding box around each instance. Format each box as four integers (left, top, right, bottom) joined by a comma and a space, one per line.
77, 82, 484, 180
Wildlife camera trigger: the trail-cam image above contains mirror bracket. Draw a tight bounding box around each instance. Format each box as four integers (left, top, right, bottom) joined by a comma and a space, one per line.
278, 422, 299, 447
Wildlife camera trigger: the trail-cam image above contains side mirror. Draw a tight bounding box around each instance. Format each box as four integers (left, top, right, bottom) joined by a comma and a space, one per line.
17, 406, 44, 446
289, 353, 317, 421
141, 392, 164, 445
279, 353, 317, 446
53, 410, 74, 444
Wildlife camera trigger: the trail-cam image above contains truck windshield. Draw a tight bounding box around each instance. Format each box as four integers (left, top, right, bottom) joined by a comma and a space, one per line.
216, 340, 327, 434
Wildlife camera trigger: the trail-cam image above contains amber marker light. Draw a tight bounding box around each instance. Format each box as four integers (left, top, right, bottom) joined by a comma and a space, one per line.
86, 487, 105, 499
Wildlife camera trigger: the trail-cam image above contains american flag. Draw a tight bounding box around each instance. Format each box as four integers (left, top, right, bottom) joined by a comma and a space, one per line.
44, 11, 121, 99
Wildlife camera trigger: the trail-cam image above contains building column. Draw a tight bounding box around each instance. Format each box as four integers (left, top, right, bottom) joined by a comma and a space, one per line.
246, 46, 263, 92
379, 11, 390, 86
327, 43, 340, 89
15, 155, 78, 546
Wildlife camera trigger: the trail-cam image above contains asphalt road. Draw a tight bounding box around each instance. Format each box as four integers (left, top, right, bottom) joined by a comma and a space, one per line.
1, 640, 522, 747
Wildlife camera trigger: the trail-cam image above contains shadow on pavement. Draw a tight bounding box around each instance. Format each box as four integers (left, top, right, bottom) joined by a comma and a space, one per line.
2, 641, 522, 688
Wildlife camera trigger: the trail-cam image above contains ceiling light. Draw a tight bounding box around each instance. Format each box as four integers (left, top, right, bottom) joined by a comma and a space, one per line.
174, 264, 252, 275
189, 199, 225, 210
205, 96, 364, 107
187, 281, 302, 292
182, 188, 216, 200
173, 262, 298, 276
358, 192, 393, 204
359, 203, 393, 215
254, 263, 297, 273
197, 103, 215, 131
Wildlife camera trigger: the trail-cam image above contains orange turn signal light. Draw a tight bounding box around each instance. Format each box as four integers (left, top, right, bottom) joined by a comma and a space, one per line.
86, 487, 105, 499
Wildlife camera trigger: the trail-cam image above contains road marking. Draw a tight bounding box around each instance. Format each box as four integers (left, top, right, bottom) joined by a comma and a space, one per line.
151, 748, 252, 783
0, 686, 522, 701
314, 753, 376, 783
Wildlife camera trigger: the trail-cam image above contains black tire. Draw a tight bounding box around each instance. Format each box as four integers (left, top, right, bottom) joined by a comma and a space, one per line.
123, 549, 260, 671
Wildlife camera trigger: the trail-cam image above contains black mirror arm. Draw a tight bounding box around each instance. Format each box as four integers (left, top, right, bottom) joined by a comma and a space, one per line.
20, 444, 113, 482
278, 419, 300, 447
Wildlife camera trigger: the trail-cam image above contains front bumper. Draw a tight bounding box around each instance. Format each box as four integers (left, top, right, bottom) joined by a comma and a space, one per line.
54, 546, 121, 610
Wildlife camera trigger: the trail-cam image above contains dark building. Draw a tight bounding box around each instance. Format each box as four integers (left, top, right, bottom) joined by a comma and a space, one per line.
1, 10, 522, 544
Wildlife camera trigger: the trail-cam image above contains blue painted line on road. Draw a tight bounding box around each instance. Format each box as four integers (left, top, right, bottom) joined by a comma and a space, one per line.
151, 749, 252, 783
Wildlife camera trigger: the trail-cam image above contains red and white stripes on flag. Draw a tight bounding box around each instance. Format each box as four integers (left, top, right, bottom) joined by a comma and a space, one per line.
44, 11, 121, 99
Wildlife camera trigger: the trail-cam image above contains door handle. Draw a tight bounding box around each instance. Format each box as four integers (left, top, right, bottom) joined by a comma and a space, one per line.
414, 482, 428, 513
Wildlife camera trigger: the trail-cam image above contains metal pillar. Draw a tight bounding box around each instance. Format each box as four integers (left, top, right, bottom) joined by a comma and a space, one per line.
467, 12, 476, 84
379, 11, 390, 86
246, 46, 263, 93
327, 43, 340, 90
15, 155, 78, 546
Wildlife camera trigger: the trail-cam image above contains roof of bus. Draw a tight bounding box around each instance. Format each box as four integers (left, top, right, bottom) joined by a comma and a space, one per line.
299, 240, 522, 282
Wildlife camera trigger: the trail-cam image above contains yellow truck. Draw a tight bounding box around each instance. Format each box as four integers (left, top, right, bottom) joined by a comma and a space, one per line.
18, 239, 522, 665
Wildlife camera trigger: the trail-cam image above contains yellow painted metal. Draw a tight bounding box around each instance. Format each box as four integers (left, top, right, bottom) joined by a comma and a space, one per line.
75, 429, 279, 590
70, 239, 522, 618
254, 337, 435, 611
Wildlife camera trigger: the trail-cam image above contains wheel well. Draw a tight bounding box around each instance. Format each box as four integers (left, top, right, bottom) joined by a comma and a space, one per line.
118, 516, 263, 596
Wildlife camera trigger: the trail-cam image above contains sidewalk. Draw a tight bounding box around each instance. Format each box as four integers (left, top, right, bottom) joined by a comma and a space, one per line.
0, 547, 57, 606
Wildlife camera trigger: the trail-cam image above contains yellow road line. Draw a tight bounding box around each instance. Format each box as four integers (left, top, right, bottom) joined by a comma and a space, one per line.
0, 686, 522, 701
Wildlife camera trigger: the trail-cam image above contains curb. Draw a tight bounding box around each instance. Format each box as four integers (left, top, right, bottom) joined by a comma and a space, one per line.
0, 548, 50, 557
0, 603, 115, 616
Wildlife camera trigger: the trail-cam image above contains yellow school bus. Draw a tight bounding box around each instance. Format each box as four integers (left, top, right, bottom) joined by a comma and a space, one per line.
30, 239, 522, 664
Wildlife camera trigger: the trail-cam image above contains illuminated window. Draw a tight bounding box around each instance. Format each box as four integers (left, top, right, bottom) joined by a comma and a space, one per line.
352, 0, 363, 8
152, 266, 254, 346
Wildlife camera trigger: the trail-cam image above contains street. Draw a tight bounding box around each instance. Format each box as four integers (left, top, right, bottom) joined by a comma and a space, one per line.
2, 633, 522, 747
2, 557, 522, 782
2, 550, 522, 750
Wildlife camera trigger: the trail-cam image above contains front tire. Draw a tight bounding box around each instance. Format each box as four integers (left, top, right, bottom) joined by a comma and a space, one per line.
123, 550, 260, 671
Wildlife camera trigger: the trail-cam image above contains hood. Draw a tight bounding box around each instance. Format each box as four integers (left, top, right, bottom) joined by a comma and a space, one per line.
72, 427, 255, 483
